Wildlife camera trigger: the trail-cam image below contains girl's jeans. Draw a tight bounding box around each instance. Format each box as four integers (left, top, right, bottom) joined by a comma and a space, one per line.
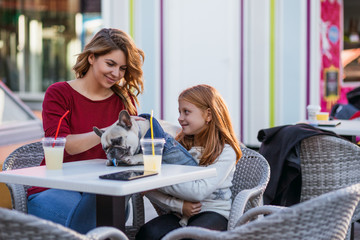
139, 114, 197, 166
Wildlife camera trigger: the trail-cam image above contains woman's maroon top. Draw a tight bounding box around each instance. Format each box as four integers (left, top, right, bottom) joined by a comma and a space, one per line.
27, 81, 136, 196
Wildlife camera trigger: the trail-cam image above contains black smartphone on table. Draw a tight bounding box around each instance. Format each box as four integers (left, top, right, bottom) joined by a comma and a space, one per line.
99, 170, 158, 181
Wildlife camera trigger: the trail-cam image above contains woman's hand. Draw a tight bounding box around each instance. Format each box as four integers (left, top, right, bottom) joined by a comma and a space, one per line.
182, 201, 202, 217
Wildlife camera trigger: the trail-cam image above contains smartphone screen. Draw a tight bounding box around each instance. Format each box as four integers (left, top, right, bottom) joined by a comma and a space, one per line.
99, 170, 158, 181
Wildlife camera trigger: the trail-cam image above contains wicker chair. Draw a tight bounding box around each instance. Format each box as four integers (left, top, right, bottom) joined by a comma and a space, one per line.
0, 207, 129, 240
2, 141, 44, 212
227, 146, 270, 229
144, 146, 270, 231
2, 141, 144, 240
162, 183, 360, 240
299, 135, 360, 239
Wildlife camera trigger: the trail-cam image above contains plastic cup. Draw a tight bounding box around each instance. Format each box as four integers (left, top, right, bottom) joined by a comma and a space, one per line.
140, 138, 165, 173
307, 105, 321, 125
316, 112, 329, 121
42, 137, 66, 170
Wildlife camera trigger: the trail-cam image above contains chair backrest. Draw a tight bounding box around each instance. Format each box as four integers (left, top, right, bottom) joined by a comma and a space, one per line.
3, 141, 44, 171
0, 207, 129, 240
2, 141, 43, 211
163, 183, 360, 240
0, 207, 88, 240
300, 135, 360, 200
231, 183, 360, 240
300, 135, 360, 224
230, 147, 270, 211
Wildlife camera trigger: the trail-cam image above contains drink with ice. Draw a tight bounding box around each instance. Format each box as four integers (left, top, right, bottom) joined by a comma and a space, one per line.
143, 155, 162, 172
140, 138, 165, 173
42, 137, 66, 170
44, 146, 65, 169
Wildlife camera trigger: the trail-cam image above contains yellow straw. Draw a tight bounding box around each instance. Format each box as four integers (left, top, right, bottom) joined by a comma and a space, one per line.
150, 110, 155, 155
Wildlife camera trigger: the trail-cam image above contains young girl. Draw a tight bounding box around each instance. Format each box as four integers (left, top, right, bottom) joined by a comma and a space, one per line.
27, 28, 144, 233
136, 84, 242, 240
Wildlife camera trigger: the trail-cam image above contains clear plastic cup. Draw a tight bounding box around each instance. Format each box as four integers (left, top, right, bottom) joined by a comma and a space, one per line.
140, 138, 165, 173
307, 105, 321, 125
42, 137, 66, 170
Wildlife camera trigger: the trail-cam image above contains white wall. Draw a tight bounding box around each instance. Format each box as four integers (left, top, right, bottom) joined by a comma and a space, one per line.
101, 0, 129, 32
243, 0, 270, 146
163, 0, 241, 138
243, 0, 312, 146
277, 0, 307, 125
136, 0, 161, 116
101, 0, 162, 116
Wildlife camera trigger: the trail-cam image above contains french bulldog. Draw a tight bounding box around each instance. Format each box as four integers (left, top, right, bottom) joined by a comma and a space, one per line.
93, 110, 180, 166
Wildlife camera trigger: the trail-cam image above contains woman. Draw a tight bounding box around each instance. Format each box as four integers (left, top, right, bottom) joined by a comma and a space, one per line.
27, 28, 144, 233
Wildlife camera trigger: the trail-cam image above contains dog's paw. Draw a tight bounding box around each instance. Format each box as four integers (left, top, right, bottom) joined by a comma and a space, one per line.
122, 155, 144, 165
122, 156, 140, 165
106, 159, 115, 166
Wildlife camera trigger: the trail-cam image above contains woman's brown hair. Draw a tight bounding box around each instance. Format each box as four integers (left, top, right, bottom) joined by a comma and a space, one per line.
176, 84, 242, 166
73, 28, 144, 115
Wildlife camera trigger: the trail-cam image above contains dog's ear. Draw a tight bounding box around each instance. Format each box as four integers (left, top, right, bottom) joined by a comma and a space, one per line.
93, 126, 104, 137
118, 110, 132, 130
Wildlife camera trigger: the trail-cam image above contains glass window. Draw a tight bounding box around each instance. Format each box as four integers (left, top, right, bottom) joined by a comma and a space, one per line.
0, 0, 101, 145
0, 0, 100, 95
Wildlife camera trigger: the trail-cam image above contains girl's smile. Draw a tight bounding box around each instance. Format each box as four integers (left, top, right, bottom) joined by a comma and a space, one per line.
178, 100, 210, 136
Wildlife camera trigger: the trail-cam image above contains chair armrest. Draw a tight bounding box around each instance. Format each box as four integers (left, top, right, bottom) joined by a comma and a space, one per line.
124, 193, 145, 239
162, 226, 220, 240
130, 193, 145, 228
6, 183, 27, 212
228, 187, 263, 230
86, 226, 129, 240
235, 205, 286, 227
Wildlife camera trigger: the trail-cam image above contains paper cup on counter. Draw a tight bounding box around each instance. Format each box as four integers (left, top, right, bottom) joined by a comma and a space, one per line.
307, 105, 321, 125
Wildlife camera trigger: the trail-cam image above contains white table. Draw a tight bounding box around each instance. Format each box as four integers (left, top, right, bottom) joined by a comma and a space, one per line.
316, 120, 360, 137
298, 120, 360, 142
0, 159, 217, 231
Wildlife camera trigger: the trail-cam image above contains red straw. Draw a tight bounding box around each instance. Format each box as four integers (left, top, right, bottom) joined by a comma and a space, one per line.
52, 110, 70, 147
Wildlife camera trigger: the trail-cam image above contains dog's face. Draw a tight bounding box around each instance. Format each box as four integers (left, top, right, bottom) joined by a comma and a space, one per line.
94, 110, 141, 164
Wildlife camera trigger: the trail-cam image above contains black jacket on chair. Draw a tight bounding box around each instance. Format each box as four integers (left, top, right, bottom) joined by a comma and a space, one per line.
257, 123, 339, 206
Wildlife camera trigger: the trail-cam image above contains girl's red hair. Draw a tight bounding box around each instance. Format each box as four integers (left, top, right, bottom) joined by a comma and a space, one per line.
176, 84, 242, 166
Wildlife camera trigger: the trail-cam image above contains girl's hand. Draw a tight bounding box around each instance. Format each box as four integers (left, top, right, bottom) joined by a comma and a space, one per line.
182, 201, 202, 217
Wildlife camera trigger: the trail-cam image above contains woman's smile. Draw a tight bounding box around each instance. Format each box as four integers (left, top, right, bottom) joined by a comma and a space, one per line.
105, 75, 118, 84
